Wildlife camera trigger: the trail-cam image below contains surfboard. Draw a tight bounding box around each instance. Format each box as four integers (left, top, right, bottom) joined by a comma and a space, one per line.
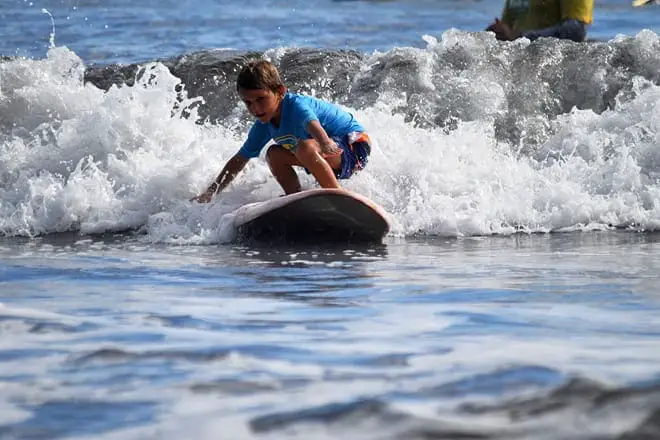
232, 188, 390, 244
632, 0, 656, 6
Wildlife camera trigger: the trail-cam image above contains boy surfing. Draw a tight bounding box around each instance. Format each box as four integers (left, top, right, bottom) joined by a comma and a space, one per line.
192, 60, 371, 203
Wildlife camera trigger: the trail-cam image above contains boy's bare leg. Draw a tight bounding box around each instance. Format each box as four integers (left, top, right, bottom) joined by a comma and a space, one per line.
267, 146, 302, 194
295, 139, 341, 189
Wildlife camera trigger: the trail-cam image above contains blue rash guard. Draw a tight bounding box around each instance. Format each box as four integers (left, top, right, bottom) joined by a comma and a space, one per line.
238, 92, 365, 159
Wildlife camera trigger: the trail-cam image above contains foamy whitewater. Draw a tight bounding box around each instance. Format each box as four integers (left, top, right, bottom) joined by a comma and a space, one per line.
2, 1, 660, 439
2, 30, 660, 241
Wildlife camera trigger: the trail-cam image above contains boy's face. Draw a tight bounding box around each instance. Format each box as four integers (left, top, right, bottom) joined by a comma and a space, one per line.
238, 86, 285, 124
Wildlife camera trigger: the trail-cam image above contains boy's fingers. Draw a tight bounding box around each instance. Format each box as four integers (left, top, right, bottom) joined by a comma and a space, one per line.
321, 141, 341, 155
190, 194, 209, 203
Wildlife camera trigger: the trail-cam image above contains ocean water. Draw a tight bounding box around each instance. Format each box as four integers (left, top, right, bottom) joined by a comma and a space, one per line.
2, 0, 660, 439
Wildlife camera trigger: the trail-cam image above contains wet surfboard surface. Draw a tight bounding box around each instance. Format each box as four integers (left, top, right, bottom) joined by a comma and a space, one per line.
232, 188, 390, 244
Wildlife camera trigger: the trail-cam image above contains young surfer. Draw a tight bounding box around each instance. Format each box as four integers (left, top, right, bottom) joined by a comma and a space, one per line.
191, 60, 371, 203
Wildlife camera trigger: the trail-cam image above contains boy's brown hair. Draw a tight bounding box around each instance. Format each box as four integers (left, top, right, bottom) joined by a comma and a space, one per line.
236, 60, 284, 92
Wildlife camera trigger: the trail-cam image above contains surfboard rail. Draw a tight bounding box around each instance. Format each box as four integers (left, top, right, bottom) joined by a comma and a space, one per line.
232, 188, 390, 244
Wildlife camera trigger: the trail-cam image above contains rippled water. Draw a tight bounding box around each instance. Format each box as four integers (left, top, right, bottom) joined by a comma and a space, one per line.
2, 0, 659, 64
2, 232, 660, 439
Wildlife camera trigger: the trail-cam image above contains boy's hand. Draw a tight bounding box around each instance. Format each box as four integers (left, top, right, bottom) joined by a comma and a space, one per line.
190, 190, 214, 203
320, 140, 342, 157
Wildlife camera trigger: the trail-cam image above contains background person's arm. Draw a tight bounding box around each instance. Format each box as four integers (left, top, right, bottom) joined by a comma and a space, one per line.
500, 0, 513, 28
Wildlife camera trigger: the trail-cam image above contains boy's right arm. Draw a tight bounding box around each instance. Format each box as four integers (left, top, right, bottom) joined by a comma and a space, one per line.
191, 153, 249, 203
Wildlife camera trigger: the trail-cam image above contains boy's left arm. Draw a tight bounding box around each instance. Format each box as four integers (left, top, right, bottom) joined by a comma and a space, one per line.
306, 120, 342, 156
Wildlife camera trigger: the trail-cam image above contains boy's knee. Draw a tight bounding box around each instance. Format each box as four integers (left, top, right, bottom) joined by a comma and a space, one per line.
267, 145, 300, 168
294, 141, 317, 161
267, 145, 284, 163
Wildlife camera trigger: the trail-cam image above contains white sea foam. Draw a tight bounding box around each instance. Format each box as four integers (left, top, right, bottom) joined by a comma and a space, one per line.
2, 34, 660, 242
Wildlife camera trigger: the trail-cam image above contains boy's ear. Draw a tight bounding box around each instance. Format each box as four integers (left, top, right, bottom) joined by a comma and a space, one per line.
278, 85, 287, 98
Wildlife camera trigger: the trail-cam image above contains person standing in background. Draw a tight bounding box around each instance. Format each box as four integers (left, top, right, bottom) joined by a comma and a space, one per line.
486, 0, 594, 42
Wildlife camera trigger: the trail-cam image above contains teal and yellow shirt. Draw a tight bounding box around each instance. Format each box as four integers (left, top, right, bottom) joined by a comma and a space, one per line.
502, 0, 593, 34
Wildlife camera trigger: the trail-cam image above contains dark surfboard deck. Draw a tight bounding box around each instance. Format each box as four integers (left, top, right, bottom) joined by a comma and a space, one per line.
232, 188, 390, 244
